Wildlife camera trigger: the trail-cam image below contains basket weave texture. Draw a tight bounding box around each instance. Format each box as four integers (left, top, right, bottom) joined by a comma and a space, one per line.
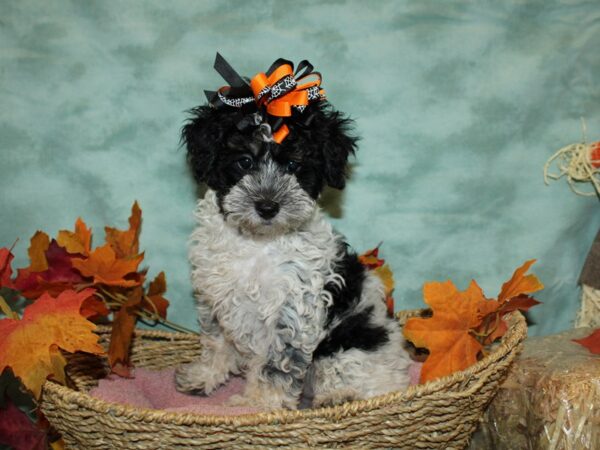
41, 310, 527, 449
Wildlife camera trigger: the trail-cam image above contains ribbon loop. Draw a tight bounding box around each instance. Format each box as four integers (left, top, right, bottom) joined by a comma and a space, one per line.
294, 60, 314, 79
205, 53, 326, 143
213, 52, 248, 89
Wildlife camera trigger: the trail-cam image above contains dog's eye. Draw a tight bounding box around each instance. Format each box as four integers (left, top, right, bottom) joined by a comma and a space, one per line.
286, 160, 301, 174
237, 157, 254, 171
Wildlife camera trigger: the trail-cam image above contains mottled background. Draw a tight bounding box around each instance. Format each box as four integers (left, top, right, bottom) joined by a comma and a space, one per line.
1, 0, 599, 336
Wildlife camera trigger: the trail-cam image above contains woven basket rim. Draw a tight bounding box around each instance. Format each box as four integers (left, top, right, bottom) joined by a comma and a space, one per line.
42, 310, 527, 427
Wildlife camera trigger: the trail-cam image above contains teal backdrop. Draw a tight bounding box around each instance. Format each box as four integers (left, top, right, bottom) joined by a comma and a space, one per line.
1, 0, 599, 336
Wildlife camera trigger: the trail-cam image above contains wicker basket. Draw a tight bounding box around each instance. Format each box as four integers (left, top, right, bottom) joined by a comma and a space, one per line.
41, 310, 527, 449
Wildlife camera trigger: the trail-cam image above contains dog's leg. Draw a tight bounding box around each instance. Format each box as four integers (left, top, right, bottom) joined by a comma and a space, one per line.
228, 305, 322, 410
309, 327, 411, 408
175, 332, 241, 395
175, 303, 241, 394
309, 272, 412, 407
228, 345, 313, 410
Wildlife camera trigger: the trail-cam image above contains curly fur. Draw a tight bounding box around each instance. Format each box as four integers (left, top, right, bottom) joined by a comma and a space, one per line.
176, 100, 411, 410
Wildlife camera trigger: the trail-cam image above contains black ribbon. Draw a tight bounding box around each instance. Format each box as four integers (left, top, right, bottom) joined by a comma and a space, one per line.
204, 53, 253, 107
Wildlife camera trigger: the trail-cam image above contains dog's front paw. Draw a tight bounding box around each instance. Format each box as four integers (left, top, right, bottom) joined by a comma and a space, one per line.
227, 386, 298, 411
225, 395, 273, 411
175, 360, 228, 395
226, 394, 291, 411
313, 388, 360, 408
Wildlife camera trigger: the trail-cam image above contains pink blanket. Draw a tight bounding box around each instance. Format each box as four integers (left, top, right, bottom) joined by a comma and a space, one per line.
90, 369, 260, 415
90, 363, 423, 415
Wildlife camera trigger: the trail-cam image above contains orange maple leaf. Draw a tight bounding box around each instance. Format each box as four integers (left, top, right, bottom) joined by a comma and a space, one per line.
144, 271, 169, 319
105, 202, 142, 259
80, 296, 110, 319
358, 246, 385, 269
106, 273, 170, 377
497, 259, 543, 303
403, 280, 489, 383
476, 260, 543, 344
108, 286, 143, 377
71, 244, 144, 287
405, 261, 544, 384
0, 289, 104, 398
56, 218, 92, 256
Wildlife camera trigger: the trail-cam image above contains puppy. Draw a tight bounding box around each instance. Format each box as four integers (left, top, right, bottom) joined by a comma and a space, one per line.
175, 69, 411, 410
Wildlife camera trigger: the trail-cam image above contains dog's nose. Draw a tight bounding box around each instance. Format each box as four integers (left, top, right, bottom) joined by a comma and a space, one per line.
255, 200, 280, 220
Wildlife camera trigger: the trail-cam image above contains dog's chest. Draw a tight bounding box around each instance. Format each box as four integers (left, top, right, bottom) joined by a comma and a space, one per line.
189, 200, 340, 354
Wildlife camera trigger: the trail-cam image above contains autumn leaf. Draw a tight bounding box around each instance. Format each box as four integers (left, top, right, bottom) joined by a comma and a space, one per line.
15, 240, 86, 299
105, 202, 142, 259
4, 202, 171, 382
56, 218, 92, 256
405, 261, 543, 384
72, 244, 144, 287
35, 240, 83, 285
0, 400, 47, 450
360, 245, 395, 316
501, 294, 541, 313
373, 264, 394, 295
358, 245, 385, 269
13, 221, 94, 299
28, 231, 50, 272
50, 438, 66, 450
0, 247, 15, 290
0, 247, 18, 320
108, 286, 143, 377
404, 280, 488, 383
0, 289, 104, 398
476, 261, 543, 345
80, 296, 110, 319
374, 264, 395, 317
497, 259, 544, 303
144, 271, 169, 319
573, 329, 600, 354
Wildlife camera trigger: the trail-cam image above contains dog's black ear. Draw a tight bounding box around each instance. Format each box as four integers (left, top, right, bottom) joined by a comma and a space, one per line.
320, 108, 359, 190
181, 105, 225, 184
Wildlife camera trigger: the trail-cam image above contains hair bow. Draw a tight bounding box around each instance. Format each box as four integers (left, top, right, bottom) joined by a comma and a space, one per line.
204, 53, 326, 143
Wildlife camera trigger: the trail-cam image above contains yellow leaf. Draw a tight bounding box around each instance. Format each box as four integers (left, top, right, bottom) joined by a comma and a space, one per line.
373, 264, 394, 296
50, 438, 66, 450
57, 218, 92, 255
27, 231, 50, 272
0, 289, 104, 398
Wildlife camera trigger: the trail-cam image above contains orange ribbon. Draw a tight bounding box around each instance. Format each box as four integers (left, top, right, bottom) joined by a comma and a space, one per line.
272, 124, 290, 143
249, 66, 325, 142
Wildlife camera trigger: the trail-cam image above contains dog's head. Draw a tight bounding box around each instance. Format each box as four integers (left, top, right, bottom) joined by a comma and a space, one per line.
182, 101, 357, 237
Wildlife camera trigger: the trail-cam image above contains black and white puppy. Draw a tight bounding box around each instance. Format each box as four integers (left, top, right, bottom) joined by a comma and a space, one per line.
175, 101, 411, 410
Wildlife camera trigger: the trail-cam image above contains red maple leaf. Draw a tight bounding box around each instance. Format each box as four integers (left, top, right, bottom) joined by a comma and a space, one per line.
573, 329, 600, 354
0, 247, 15, 290
0, 400, 47, 450
15, 240, 86, 299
